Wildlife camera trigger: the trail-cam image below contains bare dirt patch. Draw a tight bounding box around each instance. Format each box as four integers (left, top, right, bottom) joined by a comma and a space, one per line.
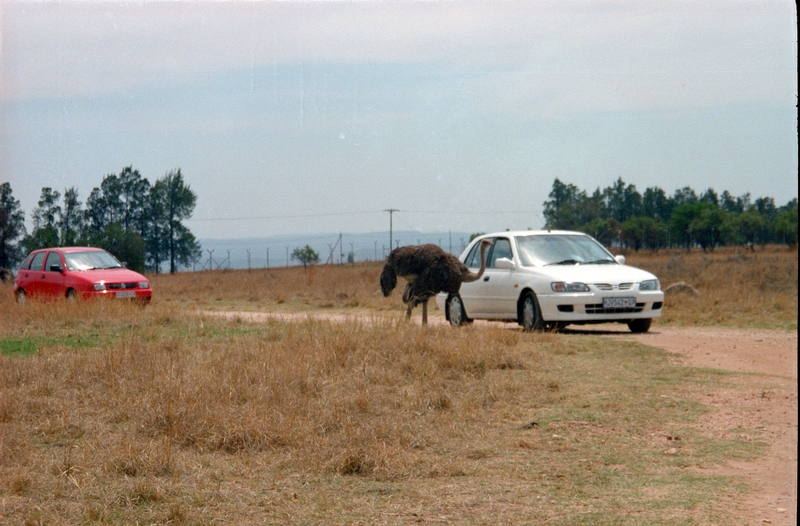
203, 310, 797, 525
605, 327, 797, 526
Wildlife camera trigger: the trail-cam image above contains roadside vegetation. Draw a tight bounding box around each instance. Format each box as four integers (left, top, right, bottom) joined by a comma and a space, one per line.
1, 245, 796, 524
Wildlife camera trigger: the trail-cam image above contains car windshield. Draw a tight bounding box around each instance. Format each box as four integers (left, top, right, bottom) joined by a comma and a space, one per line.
515, 235, 615, 266
64, 251, 123, 271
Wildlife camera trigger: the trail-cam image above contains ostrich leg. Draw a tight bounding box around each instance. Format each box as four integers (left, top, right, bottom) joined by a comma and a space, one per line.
422, 300, 428, 325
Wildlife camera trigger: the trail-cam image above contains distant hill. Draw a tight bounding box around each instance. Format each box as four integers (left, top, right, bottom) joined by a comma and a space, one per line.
196, 230, 475, 270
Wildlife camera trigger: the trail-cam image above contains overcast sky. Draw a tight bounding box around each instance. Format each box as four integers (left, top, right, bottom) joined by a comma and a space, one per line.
1, 0, 797, 240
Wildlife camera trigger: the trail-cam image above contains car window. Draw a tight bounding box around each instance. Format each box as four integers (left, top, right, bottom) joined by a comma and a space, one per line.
488, 238, 513, 268
516, 235, 614, 266
28, 252, 46, 271
19, 253, 34, 270
463, 241, 482, 268
45, 252, 63, 272
64, 250, 123, 271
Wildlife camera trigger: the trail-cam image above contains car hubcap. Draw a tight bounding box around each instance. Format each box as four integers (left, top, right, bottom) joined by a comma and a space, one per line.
450, 298, 463, 326
524, 298, 535, 328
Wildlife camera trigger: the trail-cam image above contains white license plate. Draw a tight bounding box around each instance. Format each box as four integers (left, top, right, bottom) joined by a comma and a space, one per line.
115, 291, 137, 299
603, 297, 637, 309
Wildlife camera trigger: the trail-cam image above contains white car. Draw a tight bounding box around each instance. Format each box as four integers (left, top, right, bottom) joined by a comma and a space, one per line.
435, 230, 664, 333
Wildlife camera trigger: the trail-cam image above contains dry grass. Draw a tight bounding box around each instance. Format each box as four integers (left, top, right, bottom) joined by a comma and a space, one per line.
1, 245, 795, 524
622, 244, 797, 329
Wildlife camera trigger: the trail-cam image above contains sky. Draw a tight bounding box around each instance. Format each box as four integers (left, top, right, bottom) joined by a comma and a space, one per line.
1, 0, 797, 242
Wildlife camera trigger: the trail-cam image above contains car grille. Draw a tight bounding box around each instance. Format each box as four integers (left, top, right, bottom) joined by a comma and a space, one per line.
593, 283, 634, 291
585, 303, 644, 314
106, 282, 139, 290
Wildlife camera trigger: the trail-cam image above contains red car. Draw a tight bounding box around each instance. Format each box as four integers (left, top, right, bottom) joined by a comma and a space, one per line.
14, 247, 152, 305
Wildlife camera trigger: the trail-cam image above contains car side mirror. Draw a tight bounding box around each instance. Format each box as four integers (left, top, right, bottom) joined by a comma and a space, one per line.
49, 264, 64, 273
614, 255, 626, 265
121, 261, 128, 268
494, 257, 516, 270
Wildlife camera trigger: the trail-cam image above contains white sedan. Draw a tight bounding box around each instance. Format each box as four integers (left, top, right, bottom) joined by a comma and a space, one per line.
435, 230, 664, 332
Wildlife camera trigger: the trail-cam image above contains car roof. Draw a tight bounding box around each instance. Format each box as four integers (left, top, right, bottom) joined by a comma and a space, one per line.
478, 230, 589, 239
33, 246, 105, 253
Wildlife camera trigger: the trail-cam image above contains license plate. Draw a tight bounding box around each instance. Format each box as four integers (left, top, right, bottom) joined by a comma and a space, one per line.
116, 291, 137, 299
603, 297, 637, 309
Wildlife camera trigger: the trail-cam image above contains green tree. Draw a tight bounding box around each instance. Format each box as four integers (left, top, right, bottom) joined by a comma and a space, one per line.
292, 245, 320, 269
642, 186, 672, 220
620, 216, 667, 251
771, 208, 798, 247
22, 187, 61, 253
543, 179, 591, 229
689, 205, 726, 251
669, 202, 709, 250
59, 187, 84, 246
579, 218, 620, 248
150, 169, 201, 274
95, 222, 146, 273
721, 208, 768, 249
0, 182, 27, 268
119, 166, 151, 235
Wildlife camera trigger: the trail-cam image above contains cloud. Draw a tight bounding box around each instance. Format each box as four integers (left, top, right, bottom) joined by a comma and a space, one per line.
3, 0, 795, 116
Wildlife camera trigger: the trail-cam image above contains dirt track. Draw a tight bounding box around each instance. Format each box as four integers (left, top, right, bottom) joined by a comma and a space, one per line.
205, 311, 797, 525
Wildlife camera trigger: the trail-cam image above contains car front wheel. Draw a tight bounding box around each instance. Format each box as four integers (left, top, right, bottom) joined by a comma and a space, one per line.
447, 294, 470, 327
16, 289, 27, 306
66, 289, 78, 303
520, 291, 545, 332
628, 318, 652, 333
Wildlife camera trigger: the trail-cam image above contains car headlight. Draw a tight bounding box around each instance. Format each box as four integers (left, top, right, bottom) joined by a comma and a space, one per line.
139, 281, 149, 289
93, 283, 106, 291
551, 282, 590, 292
639, 279, 660, 291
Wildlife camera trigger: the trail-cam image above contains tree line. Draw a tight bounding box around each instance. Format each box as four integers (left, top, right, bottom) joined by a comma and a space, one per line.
543, 178, 798, 251
0, 167, 201, 273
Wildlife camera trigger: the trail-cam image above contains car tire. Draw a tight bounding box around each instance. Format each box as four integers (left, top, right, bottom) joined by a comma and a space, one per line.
628, 318, 652, 333
520, 291, 545, 332
16, 289, 27, 307
446, 294, 470, 327
66, 289, 78, 303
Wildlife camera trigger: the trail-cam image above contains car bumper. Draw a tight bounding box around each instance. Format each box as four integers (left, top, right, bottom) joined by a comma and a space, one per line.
79, 289, 153, 302
538, 290, 664, 322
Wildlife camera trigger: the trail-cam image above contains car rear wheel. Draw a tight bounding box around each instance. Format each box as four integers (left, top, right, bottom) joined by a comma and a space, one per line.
16, 289, 27, 306
446, 294, 470, 327
520, 291, 545, 332
628, 318, 652, 333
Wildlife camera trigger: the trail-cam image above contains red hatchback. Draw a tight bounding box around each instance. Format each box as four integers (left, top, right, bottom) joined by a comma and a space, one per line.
14, 247, 152, 305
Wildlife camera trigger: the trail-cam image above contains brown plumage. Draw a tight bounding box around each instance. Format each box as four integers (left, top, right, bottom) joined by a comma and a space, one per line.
380, 239, 493, 324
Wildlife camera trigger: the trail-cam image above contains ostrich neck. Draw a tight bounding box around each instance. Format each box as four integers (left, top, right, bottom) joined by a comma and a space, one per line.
461, 243, 490, 283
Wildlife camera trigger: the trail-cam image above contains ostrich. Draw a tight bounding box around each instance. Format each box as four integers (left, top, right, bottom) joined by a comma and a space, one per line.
380, 238, 493, 325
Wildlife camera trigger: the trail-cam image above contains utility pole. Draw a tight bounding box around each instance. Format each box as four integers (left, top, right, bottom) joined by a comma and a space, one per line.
246, 249, 251, 271
374, 240, 378, 261
384, 208, 398, 255
266, 247, 270, 269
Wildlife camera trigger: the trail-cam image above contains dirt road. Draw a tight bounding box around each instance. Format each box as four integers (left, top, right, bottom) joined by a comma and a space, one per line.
204, 311, 797, 525
617, 327, 797, 526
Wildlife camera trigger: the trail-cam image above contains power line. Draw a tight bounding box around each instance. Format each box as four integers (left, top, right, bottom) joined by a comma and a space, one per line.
188, 208, 543, 223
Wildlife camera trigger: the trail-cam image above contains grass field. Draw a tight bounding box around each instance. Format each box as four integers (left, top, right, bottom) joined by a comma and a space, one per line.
0, 245, 796, 524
